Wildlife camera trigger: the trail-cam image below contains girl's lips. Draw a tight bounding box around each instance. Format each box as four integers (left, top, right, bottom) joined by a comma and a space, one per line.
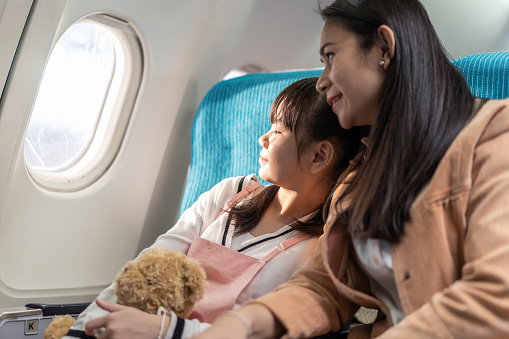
259, 151, 268, 162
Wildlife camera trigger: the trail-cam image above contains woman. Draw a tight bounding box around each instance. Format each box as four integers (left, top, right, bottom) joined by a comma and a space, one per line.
194, 0, 509, 338
63, 77, 364, 339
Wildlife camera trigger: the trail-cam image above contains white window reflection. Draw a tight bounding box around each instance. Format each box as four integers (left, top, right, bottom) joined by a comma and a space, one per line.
24, 22, 115, 171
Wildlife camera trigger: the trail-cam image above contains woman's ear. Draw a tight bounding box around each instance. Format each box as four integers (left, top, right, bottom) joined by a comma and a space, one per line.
307, 141, 334, 175
378, 24, 395, 70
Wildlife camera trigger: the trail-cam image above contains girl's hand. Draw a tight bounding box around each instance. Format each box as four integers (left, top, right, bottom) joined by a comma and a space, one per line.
85, 298, 170, 339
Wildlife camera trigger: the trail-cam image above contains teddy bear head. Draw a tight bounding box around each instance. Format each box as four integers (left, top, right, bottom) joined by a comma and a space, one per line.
114, 247, 207, 318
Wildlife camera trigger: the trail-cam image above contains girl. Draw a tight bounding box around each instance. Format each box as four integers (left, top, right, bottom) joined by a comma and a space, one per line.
196, 1, 509, 338
65, 77, 364, 339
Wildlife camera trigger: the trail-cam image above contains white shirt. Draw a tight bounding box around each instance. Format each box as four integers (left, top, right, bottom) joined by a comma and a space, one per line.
352, 234, 405, 324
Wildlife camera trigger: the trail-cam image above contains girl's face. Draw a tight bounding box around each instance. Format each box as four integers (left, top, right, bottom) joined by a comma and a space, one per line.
317, 21, 386, 129
258, 120, 309, 188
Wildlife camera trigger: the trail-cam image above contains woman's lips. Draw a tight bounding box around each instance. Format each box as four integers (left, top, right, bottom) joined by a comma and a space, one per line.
328, 93, 343, 107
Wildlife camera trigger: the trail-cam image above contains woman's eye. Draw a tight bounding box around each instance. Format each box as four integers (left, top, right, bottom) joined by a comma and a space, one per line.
320, 53, 333, 65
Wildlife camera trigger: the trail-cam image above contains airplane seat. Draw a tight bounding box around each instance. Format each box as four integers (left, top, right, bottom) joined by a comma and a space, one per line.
1, 51, 508, 338
451, 51, 509, 99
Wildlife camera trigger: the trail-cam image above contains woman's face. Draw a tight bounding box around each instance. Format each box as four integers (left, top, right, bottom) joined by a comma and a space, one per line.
317, 21, 386, 129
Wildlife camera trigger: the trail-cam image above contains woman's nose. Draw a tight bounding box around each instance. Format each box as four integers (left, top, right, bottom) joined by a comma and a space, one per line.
316, 72, 330, 93
258, 133, 269, 149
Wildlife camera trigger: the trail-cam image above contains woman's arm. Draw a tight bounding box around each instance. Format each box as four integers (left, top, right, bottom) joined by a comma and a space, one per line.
192, 304, 284, 339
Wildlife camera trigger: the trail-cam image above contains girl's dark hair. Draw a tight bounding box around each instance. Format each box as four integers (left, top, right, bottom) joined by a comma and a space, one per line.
230, 77, 366, 237
319, 0, 476, 242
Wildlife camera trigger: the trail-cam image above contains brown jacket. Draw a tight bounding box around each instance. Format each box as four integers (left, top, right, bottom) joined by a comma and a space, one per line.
255, 99, 509, 338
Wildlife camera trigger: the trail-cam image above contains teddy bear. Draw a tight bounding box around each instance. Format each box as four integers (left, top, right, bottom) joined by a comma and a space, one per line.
43, 247, 207, 339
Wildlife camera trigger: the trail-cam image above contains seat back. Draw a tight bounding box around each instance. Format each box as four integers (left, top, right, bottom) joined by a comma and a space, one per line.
179, 52, 509, 215
452, 52, 509, 99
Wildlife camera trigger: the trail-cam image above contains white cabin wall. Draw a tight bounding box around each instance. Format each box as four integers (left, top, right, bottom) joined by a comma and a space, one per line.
421, 0, 509, 58
0, 0, 70, 306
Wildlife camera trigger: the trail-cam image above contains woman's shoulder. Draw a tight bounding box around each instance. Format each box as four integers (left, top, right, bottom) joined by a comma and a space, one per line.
458, 98, 509, 147
421, 98, 509, 202
473, 98, 509, 127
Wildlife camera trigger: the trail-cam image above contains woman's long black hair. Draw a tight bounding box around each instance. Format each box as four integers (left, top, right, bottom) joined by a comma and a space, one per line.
229, 77, 365, 236
319, 0, 477, 242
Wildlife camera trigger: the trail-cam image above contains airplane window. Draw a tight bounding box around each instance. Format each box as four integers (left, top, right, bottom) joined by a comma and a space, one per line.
24, 22, 115, 171
23, 15, 143, 192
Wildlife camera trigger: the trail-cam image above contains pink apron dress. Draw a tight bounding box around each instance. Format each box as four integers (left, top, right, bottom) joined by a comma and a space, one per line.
187, 178, 310, 323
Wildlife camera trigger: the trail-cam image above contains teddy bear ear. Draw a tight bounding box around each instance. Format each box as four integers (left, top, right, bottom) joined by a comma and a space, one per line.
182, 258, 208, 302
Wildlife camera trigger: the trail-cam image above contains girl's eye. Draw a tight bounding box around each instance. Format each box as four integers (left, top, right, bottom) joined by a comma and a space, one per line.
270, 124, 282, 134
326, 53, 333, 63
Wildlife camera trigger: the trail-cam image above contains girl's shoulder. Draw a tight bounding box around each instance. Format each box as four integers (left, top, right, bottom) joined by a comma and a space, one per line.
206, 174, 262, 206
212, 174, 260, 194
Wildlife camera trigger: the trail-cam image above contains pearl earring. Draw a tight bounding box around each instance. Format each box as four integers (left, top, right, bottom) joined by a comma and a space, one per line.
380, 61, 385, 67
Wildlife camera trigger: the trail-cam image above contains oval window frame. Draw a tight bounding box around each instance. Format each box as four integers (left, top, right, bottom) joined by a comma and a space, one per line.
24, 13, 143, 192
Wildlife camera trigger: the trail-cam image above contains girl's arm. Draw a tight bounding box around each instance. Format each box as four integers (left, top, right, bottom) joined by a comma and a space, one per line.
85, 299, 167, 339
63, 176, 249, 338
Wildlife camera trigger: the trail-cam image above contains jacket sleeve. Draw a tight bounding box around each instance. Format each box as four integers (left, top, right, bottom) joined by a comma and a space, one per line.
380, 102, 509, 338
251, 233, 360, 338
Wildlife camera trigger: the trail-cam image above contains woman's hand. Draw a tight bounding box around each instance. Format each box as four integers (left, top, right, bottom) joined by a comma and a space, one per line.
192, 304, 284, 339
191, 313, 250, 339
85, 298, 170, 339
